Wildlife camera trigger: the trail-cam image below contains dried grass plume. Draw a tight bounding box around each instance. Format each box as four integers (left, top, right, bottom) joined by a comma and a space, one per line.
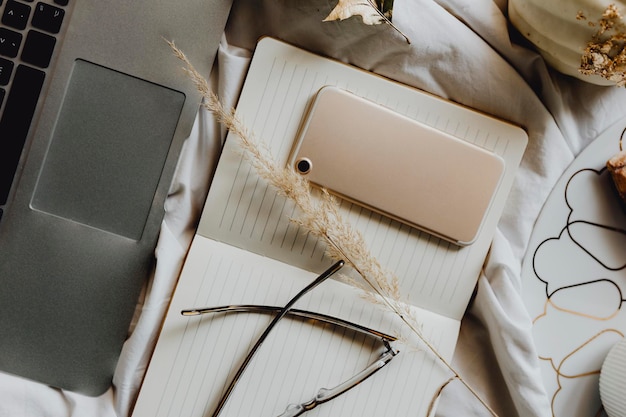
167, 39, 498, 416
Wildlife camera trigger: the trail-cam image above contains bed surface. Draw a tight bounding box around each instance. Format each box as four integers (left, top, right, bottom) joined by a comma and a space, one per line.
2, 1, 625, 416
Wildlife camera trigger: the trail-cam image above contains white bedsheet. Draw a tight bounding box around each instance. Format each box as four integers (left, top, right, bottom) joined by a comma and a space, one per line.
2, 1, 625, 416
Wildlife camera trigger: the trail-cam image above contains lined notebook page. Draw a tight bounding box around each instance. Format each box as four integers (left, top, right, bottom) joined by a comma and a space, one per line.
199, 38, 527, 320
132, 237, 458, 417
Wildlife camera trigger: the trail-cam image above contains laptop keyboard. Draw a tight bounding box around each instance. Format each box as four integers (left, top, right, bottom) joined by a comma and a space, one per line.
0, 0, 68, 218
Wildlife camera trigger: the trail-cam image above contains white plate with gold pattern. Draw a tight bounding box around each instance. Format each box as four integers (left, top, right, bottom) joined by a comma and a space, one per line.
521, 120, 626, 417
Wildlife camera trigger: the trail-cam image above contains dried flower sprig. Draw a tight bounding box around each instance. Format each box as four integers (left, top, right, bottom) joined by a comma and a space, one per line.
168, 40, 497, 416
579, 4, 626, 86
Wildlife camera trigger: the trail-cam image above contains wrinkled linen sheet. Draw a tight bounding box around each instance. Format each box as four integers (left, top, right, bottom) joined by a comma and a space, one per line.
2, 1, 625, 416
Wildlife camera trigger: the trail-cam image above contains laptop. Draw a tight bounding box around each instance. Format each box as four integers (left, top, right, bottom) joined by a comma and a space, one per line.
0, 0, 232, 396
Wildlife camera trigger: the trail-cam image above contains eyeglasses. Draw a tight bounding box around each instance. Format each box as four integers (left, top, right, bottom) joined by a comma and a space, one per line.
181, 260, 400, 417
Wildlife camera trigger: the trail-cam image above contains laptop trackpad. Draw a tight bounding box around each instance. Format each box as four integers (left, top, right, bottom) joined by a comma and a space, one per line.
31, 60, 185, 240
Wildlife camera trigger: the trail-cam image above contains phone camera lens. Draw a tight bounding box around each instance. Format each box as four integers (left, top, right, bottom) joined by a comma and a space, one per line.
295, 158, 312, 174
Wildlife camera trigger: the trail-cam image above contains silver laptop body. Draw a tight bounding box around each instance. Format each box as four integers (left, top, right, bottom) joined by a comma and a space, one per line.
0, 0, 231, 396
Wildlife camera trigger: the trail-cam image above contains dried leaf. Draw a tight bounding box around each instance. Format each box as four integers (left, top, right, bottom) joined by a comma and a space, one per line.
323, 0, 385, 25
323, 0, 409, 44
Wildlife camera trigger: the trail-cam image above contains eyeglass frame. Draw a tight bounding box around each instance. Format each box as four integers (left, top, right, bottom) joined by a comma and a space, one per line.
181, 260, 400, 417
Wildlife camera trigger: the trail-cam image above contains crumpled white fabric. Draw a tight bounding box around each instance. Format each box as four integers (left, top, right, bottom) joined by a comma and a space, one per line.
2, 1, 626, 416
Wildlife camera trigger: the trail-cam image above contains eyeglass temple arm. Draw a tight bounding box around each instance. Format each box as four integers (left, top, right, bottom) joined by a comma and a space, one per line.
207, 260, 345, 417
276, 340, 399, 417
181, 305, 397, 342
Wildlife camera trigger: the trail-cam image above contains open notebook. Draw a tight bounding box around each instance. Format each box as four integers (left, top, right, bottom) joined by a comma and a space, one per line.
131, 37, 528, 417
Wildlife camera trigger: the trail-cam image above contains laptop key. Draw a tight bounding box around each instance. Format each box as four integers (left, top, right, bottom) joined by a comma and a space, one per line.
21, 29, 55, 68
0, 64, 45, 205
2, 0, 31, 30
32, 2, 64, 34
0, 57, 12, 84
0, 27, 22, 58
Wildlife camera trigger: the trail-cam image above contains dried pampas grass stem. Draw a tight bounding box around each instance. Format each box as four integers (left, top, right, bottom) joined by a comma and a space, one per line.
168, 40, 497, 417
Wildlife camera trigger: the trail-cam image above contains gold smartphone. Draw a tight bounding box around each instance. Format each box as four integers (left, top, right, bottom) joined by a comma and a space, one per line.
288, 86, 505, 246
